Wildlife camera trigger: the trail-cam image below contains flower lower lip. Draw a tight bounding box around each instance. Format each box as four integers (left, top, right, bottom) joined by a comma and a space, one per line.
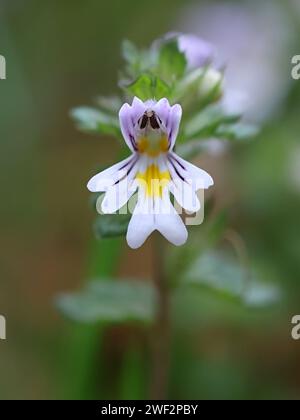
136, 164, 171, 198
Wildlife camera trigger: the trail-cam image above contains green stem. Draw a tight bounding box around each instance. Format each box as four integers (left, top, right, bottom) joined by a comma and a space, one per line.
150, 234, 170, 399
61, 237, 122, 399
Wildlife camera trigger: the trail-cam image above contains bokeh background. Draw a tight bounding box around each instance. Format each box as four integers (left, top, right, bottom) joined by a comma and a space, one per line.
1, 0, 300, 400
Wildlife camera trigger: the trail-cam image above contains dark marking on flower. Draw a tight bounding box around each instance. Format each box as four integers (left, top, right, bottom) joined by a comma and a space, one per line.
168, 156, 185, 182
129, 134, 137, 150
149, 113, 160, 129
140, 114, 148, 129
139, 111, 160, 130
170, 154, 185, 170
114, 155, 139, 185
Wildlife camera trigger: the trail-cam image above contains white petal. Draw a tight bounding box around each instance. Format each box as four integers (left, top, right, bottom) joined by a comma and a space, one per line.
101, 176, 138, 214
169, 178, 201, 213
131, 97, 146, 121
153, 98, 170, 127
126, 194, 155, 249
119, 103, 136, 152
170, 152, 214, 189
87, 155, 136, 192
154, 194, 188, 246
168, 104, 182, 150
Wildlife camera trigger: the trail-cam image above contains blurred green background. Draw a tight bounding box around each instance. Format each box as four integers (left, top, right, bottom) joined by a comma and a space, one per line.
1, 0, 300, 400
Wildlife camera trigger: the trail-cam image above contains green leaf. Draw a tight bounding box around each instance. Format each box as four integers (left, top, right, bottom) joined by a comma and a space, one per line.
157, 39, 187, 81
56, 280, 157, 324
182, 105, 241, 142
174, 67, 223, 110
168, 210, 228, 283
215, 123, 259, 141
154, 76, 172, 99
124, 74, 171, 101
182, 251, 280, 307
71, 107, 120, 137
173, 67, 206, 103
96, 96, 122, 114
94, 212, 131, 238
124, 74, 153, 100
122, 40, 140, 66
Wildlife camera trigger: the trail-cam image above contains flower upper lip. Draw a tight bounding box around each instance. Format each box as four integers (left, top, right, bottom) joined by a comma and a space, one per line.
119, 97, 182, 153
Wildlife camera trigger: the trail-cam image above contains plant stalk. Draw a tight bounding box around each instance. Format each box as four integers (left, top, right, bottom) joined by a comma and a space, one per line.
150, 233, 170, 399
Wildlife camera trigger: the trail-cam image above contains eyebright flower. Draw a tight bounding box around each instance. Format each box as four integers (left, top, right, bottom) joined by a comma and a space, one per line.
87, 97, 213, 249
177, 33, 215, 69
158, 32, 215, 70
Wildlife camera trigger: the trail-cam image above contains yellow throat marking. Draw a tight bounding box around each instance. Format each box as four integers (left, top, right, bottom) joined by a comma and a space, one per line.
136, 164, 171, 197
137, 136, 169, 158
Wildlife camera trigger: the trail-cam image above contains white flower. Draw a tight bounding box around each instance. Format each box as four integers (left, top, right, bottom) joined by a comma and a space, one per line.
87, 97, 213, 249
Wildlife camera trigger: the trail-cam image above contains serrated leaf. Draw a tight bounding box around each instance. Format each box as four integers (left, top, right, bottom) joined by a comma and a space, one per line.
56, 280, 157, 324
121, 40, 157, 80
124, 74, 171, 101
94, 213, 131, 238
182, 251, 280, 307
71, 107, 120, 137
154, 77, 172, 99
124, 74, 153, 100
158, 39, 187, 81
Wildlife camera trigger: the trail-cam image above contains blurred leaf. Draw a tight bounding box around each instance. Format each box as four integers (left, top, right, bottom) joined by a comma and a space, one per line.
122, 40, 140, 66
154, 77, 172, 99
89, 192, 104, 210
56, 280, 157, 324
157, 39, 187, 81
216, 123, 259, 141
168, 211, 228, 282
96, 96, 122, 114
243, 281, 280, 307
182, 105, 240, 142
121, 40, 145, 79
124, 74, 152, 99
174, 68, 206, 102
205, 212, 229, 248
197, 75, 223, 109
124, 74, 171, 100
71, 107, 120, 137
176, 141, 207, 160
176, 67, 224, 112
182, 251, 280, 307
177, 138, 225, 159
94, 213, 131, 238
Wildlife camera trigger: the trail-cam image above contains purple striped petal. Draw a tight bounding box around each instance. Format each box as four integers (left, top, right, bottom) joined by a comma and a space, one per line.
167, 104, 182, 150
